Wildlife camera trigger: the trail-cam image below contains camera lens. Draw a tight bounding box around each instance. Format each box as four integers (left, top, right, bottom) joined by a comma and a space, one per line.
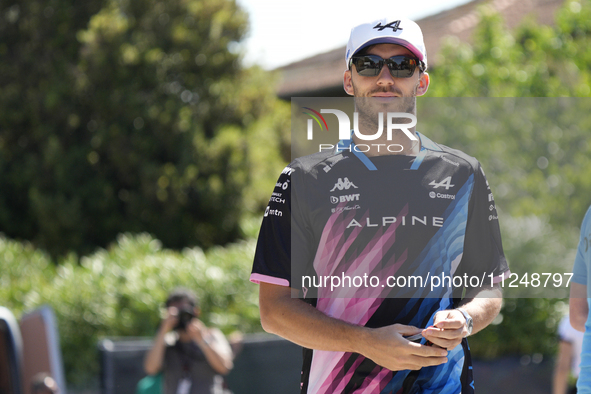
174, 308, 195, 330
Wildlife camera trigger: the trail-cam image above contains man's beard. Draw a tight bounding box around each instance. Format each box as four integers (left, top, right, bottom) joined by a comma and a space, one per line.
353, 83, 418, 133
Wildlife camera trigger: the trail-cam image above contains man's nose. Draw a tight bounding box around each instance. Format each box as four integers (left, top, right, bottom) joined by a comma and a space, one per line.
376, 65, 395, 85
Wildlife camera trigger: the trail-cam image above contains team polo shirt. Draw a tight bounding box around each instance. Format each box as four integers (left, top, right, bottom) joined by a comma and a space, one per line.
572, 205, 591, 394
251, 132, 509, 394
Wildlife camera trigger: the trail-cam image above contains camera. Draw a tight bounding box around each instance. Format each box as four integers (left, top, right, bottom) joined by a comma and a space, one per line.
174, 307, 196, 330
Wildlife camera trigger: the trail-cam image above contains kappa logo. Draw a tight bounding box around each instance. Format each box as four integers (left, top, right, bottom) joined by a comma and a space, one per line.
373, 20, 403, 32
429, 176, 454, 190
330, 177, 358, 192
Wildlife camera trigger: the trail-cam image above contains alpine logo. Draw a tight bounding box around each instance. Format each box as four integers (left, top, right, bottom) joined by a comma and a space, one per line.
373, 20, 403, 32
429, 176, 454, 190
331, 194, 360, 204
347, 215, 444, 229
330, 177, 358, 192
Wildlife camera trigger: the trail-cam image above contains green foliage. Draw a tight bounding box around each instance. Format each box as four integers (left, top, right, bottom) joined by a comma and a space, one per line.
428, 0, 591, 97
472, 298, 566, 359
0, 232, 261, 386
468, 216, 577, 358
0, 238, 55, 314
0, 0, 287, 258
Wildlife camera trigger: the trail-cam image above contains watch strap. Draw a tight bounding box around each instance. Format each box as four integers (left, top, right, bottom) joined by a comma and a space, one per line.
456, 307, 473, 335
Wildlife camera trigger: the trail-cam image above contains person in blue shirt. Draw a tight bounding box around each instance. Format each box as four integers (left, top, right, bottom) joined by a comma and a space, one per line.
569, 205, 591, 394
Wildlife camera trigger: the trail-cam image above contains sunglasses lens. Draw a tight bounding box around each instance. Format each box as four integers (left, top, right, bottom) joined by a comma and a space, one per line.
387, 56, 417, 78
353, 56, 382, 76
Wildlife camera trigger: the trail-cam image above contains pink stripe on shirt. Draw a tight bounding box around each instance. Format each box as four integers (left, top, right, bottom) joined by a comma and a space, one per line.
249, 273, 289, 286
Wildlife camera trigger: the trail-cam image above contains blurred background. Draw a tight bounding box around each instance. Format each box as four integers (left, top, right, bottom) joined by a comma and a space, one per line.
1, 0, 590, 392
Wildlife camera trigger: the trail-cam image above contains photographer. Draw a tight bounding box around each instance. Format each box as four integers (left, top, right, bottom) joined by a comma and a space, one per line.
144, 288, 233, 394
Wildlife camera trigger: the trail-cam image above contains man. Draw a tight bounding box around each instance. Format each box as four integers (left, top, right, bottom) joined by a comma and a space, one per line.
143, 288, 233, 394
569, 205, 591, 394
251, 18, 508, 393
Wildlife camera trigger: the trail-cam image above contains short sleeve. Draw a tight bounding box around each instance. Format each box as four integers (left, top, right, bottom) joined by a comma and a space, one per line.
250, 167, 293, 287
456, 164, 509, 284
250, 161, 321, 291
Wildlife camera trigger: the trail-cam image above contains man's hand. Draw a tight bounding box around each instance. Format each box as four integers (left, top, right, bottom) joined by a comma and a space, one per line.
186, 319, 207, 344
360, 324, 448, 371
421, 309, 468, 350
185, 319, 234, 374
260, 282, 449, 372
161, 306, 180, 333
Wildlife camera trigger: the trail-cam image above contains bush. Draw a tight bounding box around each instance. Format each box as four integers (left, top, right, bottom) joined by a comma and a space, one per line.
467, 215, 578, 359
0, 232, 261, 386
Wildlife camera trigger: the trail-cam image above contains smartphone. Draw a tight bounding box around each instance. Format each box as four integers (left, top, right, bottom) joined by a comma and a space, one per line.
404, 333, 423, 342
404, 332, 435, 346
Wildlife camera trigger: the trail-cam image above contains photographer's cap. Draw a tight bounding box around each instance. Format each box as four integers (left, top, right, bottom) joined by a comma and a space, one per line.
345, 18, 428, 69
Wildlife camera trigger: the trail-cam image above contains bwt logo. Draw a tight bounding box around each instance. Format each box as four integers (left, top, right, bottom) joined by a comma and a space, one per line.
331, 194, 360, 204
303, 108, 417, 141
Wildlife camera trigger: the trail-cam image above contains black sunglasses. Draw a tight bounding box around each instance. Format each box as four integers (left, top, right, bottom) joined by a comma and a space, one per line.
349, 55, 424, 78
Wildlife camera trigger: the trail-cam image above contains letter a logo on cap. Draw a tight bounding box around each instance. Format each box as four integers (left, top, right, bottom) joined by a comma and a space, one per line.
373, 20, 403, 32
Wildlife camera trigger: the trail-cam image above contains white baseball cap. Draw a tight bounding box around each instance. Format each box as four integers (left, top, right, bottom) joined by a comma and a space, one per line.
345, 18, 428, 70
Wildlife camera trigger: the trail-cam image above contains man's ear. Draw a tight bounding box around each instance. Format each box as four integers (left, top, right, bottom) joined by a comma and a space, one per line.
416, 72, 430, 96
343, 70, 354, 96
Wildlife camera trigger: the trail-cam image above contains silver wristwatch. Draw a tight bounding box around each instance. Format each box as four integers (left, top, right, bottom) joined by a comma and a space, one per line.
456, 308, 473, 336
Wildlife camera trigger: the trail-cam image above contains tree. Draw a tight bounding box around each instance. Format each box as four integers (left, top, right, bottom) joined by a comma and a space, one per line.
428, 0, 591, 97
0, 0, 287, 258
